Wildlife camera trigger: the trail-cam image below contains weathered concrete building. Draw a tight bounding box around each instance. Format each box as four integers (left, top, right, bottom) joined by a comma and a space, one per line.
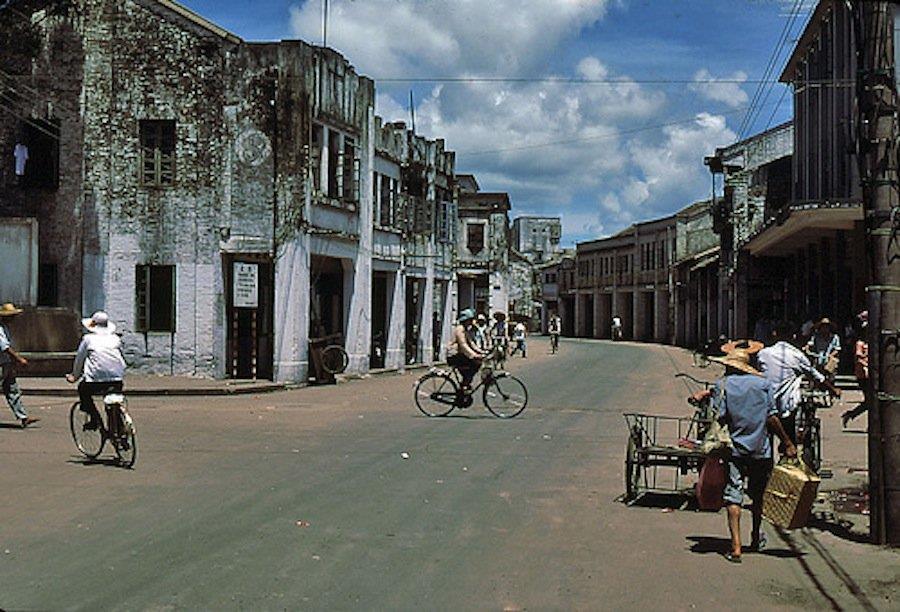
574, 216, 674, 342
705, 122, 793, 340
0, 0, 461, 381
456, 176, 511, 316
510, 216, 562, 264
708, 0, 867, 342
672, 200, 719, 347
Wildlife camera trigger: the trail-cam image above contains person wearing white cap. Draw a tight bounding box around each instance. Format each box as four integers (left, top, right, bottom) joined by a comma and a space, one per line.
66, 311, 126, 430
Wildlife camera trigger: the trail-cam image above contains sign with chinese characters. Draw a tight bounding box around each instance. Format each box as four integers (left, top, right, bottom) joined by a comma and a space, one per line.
233, 262, 258, 308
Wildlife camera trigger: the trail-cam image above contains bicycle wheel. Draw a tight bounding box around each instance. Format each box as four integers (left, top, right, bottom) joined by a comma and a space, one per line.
321, 344, 349, 374
625, 434, 641, 502
802, 418, 822, 473
69, 402, 105, 459
483, 373, 528, 418
414, 372, 459, 417
112, 406, 137, 468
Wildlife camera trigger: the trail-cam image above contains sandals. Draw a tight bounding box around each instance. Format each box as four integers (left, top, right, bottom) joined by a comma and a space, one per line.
724, 552, 742, 564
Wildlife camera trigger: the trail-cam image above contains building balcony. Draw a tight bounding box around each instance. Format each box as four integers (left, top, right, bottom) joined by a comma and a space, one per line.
744, 199, 863, 256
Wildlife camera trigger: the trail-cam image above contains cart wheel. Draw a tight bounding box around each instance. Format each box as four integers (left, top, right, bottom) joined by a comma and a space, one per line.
625, 434, 641, 502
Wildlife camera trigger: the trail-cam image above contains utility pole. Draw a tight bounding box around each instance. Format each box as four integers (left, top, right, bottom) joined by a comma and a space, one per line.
854, 0, 900, 546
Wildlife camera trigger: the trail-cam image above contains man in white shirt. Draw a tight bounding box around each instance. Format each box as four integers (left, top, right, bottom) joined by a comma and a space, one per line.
66, 311, 126, 430
757, 320, 840, 443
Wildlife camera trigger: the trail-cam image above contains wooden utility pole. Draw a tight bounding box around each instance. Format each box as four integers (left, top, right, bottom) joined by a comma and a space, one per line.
854, 0, 900, 546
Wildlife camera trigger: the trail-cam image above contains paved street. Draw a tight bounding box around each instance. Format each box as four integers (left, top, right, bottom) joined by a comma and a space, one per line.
1, 340, 897, 610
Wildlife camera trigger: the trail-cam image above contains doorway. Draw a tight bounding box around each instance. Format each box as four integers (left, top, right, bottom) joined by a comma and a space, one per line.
225, 254, 274, 380
371, 271, 390, 369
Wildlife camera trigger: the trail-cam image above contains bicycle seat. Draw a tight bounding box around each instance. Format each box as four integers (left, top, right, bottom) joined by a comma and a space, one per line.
103, 393, 125, 405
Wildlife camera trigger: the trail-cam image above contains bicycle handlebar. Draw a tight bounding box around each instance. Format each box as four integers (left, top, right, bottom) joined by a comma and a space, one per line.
675, 372, 714, 388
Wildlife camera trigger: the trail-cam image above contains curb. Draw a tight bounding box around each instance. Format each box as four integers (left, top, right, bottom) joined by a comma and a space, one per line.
21, 382, 294, 398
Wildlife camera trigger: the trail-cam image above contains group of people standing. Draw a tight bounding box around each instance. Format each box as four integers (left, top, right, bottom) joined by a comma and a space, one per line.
697, 316, 849, 563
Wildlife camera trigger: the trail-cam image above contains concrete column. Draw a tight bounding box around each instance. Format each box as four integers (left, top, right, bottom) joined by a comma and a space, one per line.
439, 274, 456, 361
341, 108, 375, 374
575, 292, 585, 337
420, 242, 436, 364
273, 234, 311, 383
592, 290, 603, 338
632, 291, 641, 341
654, 289, 669, 343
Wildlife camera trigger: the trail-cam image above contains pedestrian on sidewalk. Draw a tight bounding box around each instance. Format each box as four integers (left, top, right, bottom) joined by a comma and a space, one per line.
806, 318, 841, 381
705, 348, 796, 563
0, 303, 39, 428
757, 320, 841, 444
65, 311, 126, 430
842, 311, 869, 427
510, 321, 527, 358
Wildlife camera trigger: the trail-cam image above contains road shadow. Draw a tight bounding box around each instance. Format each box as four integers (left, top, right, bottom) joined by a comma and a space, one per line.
66, 457, 128, 469
0, 423, 26, 429
806, 511, 871, 545
686, 535, 804, 559
623, 492, 699, 511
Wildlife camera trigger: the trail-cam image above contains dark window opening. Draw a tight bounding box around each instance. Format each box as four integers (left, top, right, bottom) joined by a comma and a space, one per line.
136, 264, 176, 332
19, 119, 60, 188
467, 223, 485, 254
37, 263, 58, 306
140, 120, 176, 187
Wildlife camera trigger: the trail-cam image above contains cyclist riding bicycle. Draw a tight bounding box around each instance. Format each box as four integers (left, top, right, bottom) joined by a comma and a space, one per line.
66, 311, 126, 431
447, 308, 487, 394
548, 312, 561, 351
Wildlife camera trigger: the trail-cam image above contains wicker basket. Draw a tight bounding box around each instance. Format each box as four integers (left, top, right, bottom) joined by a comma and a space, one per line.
762, 458, 820, 529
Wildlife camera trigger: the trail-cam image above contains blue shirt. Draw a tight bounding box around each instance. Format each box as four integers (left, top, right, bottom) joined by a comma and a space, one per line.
713, 373, 777, 459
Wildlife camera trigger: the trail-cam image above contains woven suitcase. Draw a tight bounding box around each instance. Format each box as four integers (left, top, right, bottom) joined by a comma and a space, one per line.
763, 458, 820, 529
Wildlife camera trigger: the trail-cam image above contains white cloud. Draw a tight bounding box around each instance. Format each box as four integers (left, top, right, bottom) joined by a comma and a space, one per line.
689, 69, 749, 109
622, 112, 736, 214
290, 0, 612, 77
292, 1, 743, 242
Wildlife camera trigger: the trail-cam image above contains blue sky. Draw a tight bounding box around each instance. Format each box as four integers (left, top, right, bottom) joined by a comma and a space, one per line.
181, 0, 814, 245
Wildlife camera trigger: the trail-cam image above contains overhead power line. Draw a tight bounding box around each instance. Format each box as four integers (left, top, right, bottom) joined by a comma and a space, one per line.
377, 76, 851, 86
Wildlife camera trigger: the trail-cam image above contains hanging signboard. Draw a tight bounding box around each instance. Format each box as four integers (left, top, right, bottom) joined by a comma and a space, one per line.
233, 262, 259, 309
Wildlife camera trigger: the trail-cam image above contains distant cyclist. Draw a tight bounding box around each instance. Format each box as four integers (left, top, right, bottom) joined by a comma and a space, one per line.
66, 311, 126, 430
548, 311, 561, 353
611, 315, 623, 341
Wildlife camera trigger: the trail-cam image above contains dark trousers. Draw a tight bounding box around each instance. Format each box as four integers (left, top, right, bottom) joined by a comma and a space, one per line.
447, 354, 478, 388
78, 380, 123, 422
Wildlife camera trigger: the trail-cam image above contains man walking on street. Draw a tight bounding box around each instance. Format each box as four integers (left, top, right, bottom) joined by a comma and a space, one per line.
511, 321, 527, 358
0, 303, 40, 428
707, 348, 796, 563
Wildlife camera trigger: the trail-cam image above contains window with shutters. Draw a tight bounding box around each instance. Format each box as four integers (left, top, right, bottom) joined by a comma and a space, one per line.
139, 120, 175, 187
135, 265, 176, 332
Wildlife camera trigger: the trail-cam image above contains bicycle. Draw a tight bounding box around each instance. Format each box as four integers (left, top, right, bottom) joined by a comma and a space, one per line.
321, 344, 349, 375
796, 393, 823, 473
69, 388, 136, 468
414, 348, 528, 418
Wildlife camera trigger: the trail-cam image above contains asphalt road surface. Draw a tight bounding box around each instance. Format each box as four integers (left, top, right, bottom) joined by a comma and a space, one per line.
1, 339, 897, 610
